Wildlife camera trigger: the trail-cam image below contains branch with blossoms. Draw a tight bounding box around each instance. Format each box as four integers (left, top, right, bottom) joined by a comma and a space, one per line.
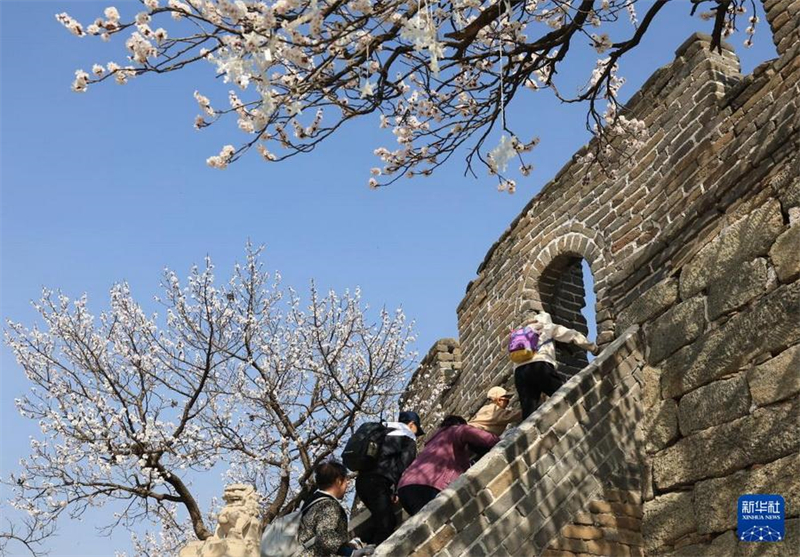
0, 511, 54, 557
58, 0, 761, 191
2, 244, 416, 555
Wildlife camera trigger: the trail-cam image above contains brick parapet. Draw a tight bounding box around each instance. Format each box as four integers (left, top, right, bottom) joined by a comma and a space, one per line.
395, 6, 799, 555
765, 0, 800, 56
446, 33, 752, 429
400, 338, 463, 436
375, 328, 645, 557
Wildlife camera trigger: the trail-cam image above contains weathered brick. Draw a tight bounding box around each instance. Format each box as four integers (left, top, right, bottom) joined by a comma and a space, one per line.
677, 374, 751, 435
583, 539, 633, 556
589, 513, 642, 531
680, 199, 785, 299
533, 516, 563, 551
411, 525, 457, 557
643, 398, 679, 453
479, 508, 523, 549
661, 281, 800, 398
541, 481, 575, 519
451, 498, 481, 531
653, 399, 800, 490
523, 432, 558, 466
641, 365, 662, 409
770, 224, 800, 283
707, 257, 768, 320
694, 453, 800, 534
498, 516, 535, 554
747, 344, 800, 407
484, 481, 527, 522
540, 550, 574, 557
660, 530, 737, 557
560, 524, 604, 540
602, 527, 644, 546
442, 517, 490, 556
573, 512, 594, 525
552, 404, 588, 438
605, 489, 644, 505
374, 521, 433, 557
618, 279, 679, 331
487, 458, 528, 497
646, 296, 706, 364
546, 536, 588, 553
537, 396, 574, 433
642, 491, 697, 554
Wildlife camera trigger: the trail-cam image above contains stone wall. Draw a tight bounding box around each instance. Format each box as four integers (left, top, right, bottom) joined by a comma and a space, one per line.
376, 328, 646, 557
395, 0, 799, 554
542, 485, 644, 557
400, 338, 462, 435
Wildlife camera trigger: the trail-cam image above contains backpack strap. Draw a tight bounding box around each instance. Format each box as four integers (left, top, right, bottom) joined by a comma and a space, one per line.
297, 498, 327, 550
299, 495, 347, 549
300, 496, 328, 518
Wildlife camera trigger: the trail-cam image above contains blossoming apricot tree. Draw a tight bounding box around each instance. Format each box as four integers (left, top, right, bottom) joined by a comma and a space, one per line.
2, 246, 417, 556
56, 0, 760, 191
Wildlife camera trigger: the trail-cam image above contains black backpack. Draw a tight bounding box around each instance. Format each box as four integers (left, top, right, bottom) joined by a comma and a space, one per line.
341, 422, 390, 472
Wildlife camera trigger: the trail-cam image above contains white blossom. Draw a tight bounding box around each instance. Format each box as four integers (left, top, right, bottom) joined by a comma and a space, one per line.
54, 0, 748, 191
56, 13, 85, 37
359, 80, 375, 98
194, 90, 215, 116
72, 69, 90, 92
104, 6, 121, 24
206, 144, 236, 168
591, 33, 612, 54
5, 246, 416, 555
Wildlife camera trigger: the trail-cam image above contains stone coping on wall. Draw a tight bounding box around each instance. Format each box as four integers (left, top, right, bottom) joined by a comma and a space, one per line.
373, 326, 644, 557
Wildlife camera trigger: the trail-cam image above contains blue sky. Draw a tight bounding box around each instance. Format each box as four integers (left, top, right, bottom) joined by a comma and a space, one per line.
0, 1, 776, 555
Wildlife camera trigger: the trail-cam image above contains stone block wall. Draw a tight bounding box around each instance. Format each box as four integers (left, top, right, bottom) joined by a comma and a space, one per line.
396, 1, 799, 554
440, 31, 750, 425
375, 328, 646, 557
400, 338, 463, 435
630, 198, 800, 555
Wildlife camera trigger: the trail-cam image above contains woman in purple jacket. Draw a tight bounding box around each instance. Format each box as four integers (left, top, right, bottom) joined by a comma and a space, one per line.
397, 416, 499, 516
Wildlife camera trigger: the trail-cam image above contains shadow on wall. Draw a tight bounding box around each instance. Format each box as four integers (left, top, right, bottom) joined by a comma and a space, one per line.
371, 328, 646, 557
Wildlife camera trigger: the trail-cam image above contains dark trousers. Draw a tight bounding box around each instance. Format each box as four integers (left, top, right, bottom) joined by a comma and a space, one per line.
398, 484, 440, 516
355, 474, 396, 545
515, 361, 563, 419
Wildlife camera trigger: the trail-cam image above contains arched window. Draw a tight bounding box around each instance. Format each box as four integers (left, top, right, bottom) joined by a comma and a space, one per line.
538, 254, 596, 380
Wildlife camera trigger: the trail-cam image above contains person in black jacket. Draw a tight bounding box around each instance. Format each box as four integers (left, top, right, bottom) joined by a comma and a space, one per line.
298, 460, 374, 557
354, 410, 423, 545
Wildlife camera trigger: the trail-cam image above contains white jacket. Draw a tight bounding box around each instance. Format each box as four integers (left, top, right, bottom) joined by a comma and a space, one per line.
512, 311, 594, 369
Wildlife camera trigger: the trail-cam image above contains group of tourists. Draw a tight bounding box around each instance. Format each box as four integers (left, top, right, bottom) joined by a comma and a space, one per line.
263, 311, 597, 557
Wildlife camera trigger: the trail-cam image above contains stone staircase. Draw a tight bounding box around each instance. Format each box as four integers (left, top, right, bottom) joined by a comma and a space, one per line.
373, 326, 646, 557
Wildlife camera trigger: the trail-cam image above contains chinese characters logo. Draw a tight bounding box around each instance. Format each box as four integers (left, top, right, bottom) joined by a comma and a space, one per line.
738, 495, 785, 542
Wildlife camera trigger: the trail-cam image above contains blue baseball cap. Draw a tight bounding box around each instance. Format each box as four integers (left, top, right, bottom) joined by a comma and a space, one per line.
398, 411, 425, 436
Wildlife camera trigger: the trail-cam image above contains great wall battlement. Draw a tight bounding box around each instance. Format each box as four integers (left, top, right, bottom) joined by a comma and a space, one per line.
385, 0, 800, 554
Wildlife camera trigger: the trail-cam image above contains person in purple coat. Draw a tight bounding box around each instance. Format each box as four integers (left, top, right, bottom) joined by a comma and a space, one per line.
397, 416, 499, 516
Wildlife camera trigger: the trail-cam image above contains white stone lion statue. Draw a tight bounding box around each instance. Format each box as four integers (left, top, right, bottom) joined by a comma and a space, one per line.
179, 484, 262, 557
